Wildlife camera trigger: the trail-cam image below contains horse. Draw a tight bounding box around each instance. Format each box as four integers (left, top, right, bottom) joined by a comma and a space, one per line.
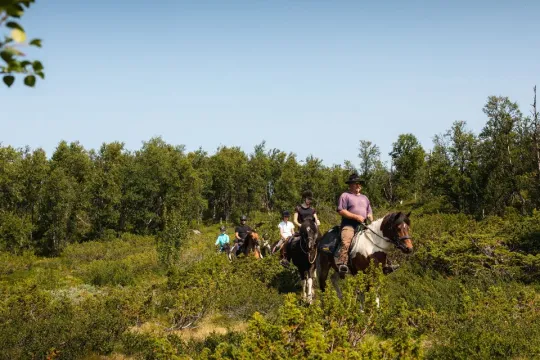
217, 243, 233, 262
317, 211, 414, 304
283, 219, 320, 303
231, 231, 262, 259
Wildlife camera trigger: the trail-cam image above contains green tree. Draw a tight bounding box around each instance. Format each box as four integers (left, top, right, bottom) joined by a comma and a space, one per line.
389, 134, 426, 202
88, 142, 126, 238
208, 146, 249, 221
1, 0, 44, 87
479, 96, 533, 215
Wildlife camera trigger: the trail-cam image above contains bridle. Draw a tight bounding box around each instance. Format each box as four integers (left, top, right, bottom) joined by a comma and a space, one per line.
362, 220, 412, 252
299, 225, 318, 264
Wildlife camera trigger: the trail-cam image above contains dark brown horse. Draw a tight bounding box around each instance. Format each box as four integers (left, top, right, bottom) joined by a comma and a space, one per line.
283, 219, 319, 303
317, 212, 414, 302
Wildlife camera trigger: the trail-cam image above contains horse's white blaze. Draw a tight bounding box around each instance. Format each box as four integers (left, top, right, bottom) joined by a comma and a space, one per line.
350, 218, 394, 258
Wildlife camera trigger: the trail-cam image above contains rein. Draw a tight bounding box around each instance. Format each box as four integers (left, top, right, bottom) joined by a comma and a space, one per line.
362, 223, 411, 251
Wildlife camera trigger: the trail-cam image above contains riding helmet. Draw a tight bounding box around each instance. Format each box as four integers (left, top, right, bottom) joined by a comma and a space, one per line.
282, 210, 290, 217
302, 190, 313, 200
240, 215, 247, 221
220, 225, 226, 231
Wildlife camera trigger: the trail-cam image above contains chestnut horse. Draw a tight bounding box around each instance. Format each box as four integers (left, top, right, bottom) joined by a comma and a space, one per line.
231, 231, 262, 259
317, 212, 414, 303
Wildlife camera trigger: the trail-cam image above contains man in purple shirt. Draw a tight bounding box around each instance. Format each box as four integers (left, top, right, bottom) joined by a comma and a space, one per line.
336, 173, 374, 274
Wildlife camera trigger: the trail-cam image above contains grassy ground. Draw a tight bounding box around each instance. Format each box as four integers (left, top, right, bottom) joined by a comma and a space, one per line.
1, 212, 540, 359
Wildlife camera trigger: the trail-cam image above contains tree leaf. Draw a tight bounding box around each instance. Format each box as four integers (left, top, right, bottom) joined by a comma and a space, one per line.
24, 74, 35, 87
32, 60, 43, 71
0, 50, 14, 64
3, 75, 15, 87
11, 28, 26, 43
6, 21, 24, 32
35, 71, 45, 79
6, 4, 24, 17
29, 38, 42, 47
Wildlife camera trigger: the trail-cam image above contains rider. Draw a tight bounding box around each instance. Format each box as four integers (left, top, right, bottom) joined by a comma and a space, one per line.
293, 190, 321, 228
234, 215, 252, 250
215, 225, 230, 252
275, 210, 295, 266
336, 173, 373, 275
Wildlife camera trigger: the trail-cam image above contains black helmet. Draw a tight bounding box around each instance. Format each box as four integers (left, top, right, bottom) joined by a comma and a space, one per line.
220, 225, 226, 231
240, 215, 247, 221
302, 190, 313, 200
282, 210, 290, 217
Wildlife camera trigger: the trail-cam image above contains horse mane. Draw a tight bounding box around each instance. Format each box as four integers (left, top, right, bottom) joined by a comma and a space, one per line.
379, 212, 410, 237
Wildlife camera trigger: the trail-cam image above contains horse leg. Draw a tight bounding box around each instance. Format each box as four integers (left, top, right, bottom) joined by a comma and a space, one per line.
317, 253, 331, 293
306, 276, 314, 304
330, 271, 343, 299
301, 272, 307, 301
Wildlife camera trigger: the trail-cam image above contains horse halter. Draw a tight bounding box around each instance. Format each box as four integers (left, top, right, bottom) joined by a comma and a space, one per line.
299, 225, 318, 264
366, 219, 412, 252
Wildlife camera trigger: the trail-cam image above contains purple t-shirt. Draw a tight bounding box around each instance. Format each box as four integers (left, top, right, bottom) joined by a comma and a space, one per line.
337, 192, 372, 227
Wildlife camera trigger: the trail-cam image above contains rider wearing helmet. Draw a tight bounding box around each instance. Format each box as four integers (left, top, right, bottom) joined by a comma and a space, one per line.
294, 190, 321, 228
234, 215, 252, 248
215, 225, 230, 252
276, 210, 296, 266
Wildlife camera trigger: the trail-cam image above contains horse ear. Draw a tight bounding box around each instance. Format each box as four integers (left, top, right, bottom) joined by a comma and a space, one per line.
406, 211, 411, 218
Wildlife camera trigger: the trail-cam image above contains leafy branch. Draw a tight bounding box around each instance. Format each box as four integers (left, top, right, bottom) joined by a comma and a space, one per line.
0, 0, 44, 88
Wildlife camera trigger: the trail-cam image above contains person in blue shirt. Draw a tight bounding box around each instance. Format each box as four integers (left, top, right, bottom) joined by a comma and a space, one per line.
215, 226, 230, 252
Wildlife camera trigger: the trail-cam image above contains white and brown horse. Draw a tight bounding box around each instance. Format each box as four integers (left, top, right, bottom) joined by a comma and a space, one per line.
317, 212, 414, 303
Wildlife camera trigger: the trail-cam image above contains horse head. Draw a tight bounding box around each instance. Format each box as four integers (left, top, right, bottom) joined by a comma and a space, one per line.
380, 211, 414, 254
243, 231, 262, 258
300, 219, 319, 254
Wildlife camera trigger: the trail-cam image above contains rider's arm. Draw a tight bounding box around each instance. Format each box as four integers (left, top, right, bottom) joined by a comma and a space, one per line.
338, 209, 365, 223
366, 200, 373, 222
313, 213, 321, 226
293, 211, 301, 228
235, 230, 241, 241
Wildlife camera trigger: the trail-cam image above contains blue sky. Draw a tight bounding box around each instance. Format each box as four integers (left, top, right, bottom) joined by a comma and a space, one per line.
1, 0, 539, 166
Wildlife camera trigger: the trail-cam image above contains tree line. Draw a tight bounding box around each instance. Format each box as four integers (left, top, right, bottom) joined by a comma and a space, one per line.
1, 91, 539, 255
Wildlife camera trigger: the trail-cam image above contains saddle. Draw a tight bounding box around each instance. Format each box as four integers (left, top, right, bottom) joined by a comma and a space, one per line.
318, 224, 366, 256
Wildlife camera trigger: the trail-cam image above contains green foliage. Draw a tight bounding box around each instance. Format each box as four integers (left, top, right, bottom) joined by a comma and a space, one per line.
1, 0, 45, 88
156, 210, 188, 267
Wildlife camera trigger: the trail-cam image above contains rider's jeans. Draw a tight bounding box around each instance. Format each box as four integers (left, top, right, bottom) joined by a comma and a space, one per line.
337, 226, 355, 264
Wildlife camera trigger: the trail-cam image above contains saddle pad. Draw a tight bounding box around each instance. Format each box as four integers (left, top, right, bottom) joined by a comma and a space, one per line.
318, 226, 341, 255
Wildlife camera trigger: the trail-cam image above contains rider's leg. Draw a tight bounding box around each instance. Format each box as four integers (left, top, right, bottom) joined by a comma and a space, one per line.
273, 239, 284, 253
280, 236, 292, 267
336, 226, 354, 274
